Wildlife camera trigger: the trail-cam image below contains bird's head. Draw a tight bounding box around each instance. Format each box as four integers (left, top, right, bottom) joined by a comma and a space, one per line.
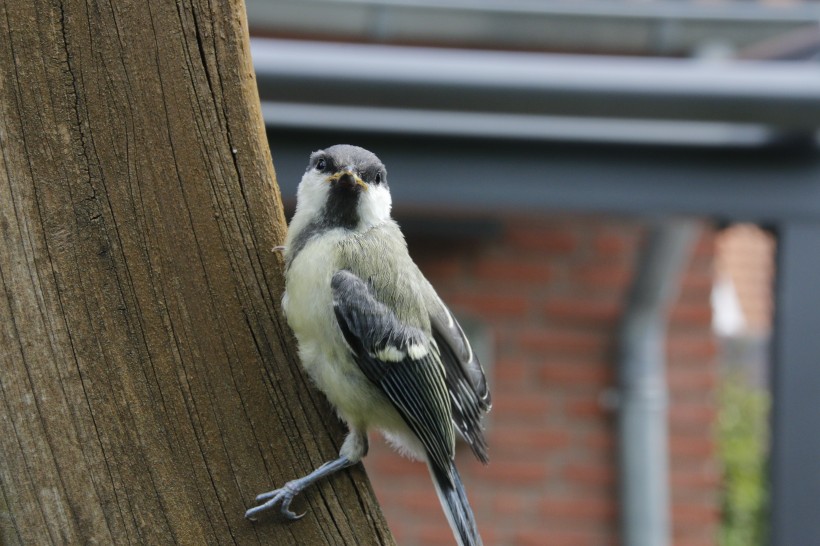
295, 144, 391, 232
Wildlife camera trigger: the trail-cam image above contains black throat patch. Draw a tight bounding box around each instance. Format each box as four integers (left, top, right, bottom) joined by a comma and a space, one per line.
323, 182, 361, 231
287, 183, 361, 269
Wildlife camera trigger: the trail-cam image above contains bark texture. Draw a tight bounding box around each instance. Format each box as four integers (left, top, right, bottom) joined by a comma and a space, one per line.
0, 1, 393, 544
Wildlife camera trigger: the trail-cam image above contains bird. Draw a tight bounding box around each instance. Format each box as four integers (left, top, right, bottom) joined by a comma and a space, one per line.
245, 144, 491, 546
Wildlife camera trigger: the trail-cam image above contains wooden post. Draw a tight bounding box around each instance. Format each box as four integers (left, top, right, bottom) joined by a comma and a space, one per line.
0, 1, 393, 543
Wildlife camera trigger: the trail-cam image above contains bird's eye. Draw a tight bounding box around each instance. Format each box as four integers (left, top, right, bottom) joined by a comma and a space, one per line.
315, 157, 327, 171
375, 172, 382, 184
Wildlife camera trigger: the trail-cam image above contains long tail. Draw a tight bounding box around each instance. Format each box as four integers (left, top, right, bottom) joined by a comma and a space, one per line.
428, 460, 483, 546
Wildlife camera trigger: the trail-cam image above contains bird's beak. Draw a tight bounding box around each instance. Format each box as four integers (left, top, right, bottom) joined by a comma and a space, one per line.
327, 170, 369, 192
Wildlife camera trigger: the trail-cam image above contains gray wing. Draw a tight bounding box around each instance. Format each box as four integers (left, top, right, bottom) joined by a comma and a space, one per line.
428, 295, 491, 464
331, 270, 456, 477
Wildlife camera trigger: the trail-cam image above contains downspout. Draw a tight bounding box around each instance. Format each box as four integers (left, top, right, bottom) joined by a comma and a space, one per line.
618, 220, 698, 546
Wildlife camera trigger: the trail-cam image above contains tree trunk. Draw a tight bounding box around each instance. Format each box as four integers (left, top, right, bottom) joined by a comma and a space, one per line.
0, 1, 393, 544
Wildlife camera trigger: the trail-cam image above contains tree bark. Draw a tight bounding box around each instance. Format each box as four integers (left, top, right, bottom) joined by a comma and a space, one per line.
0, 1, 393, 544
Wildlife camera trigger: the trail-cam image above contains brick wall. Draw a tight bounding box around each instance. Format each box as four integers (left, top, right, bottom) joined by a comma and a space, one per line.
715, 224, 775, 336
364, 214, 719, 546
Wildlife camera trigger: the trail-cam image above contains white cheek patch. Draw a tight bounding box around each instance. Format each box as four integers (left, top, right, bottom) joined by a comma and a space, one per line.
295, 172, 330, 220
286, 172, 331, 241
357, 184, 392, 229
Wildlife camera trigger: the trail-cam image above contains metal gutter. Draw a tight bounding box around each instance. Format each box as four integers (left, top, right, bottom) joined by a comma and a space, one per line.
246, 0, 820, 55
618, 220, 697, 546
260, 102, 778, 147
248, 0, 820, 24
252, 38, 820, 143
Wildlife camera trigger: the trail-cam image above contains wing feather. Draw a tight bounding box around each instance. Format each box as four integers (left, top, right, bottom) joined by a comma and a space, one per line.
429, 300, 492, 463
332, 270, 455, 477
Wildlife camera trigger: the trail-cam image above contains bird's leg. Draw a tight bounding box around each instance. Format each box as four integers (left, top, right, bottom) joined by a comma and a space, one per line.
245, 456, 353, 521
245, 430, 368, 521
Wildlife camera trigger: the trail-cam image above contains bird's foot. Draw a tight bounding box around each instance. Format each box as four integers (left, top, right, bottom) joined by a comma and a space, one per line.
244, 456, 354, 522
244, 481, 305, 521
271, 245, 286, 253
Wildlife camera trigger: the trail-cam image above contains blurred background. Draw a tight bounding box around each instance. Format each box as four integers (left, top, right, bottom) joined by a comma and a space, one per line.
245, 2, 820, 545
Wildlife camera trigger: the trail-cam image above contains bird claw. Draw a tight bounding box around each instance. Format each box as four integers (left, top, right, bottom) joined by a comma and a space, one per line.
245, 456, 353, 522
245, 483, 306, 521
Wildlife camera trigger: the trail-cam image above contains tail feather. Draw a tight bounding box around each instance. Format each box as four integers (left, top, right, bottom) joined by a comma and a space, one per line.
429, 461, 483, 546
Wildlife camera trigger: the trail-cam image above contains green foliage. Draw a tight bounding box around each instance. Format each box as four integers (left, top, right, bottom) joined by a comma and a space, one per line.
718, 373, 769, 546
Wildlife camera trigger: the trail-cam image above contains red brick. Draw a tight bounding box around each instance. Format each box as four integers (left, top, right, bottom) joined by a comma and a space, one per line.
692, 231, 716, 258
540, 361, 614, 388
670, 435, 716, 458
514, 529, 547, 546
418, 258, 463, 282
417, 523, 458, 546
515, 528, 604, 546
667, 354, 716, 372
680, 271, 714, 297
669, 402, 718, 428
449, 293, 529, 317
674, 538, 718, 546
544, 298, 621, 325
384, 519, 409, 543
563, 462, 616, 486
506, 227, 578, 254
670, 466, 721, 489
475, 525, 497, 546
573, 265, 634, 290
490, 492, 533, 518
515, 529, 576, 546
687, 254, 714, 276
397, 488, 444, 518
670, 304, 712, 327
371, 489, 409, 523
672, 501, 720, 525
593, 233, 634, 257
518, 329, 611, 356
565, 397, 613, 420
583, 430, 616, 451
481, 460, 549, 484
492, 392, 551, 417
494, 357, 531, 385
368, 452, 429, 478
475, 258, 553, 284
490, 427, 571, 452
666, 335, 718, 359
667, 367, 718, 391
540, 497, 617, 522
